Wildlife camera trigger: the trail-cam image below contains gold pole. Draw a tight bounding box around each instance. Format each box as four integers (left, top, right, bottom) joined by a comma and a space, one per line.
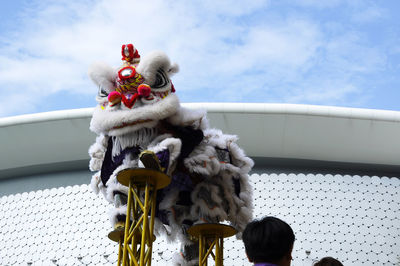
107, 226, 125, 265
117, 239, 123, 265
139, 182, 150, 265
199, 234, 204, 265
215, 236, 220, 266
219, 237, 224, 266
122, 182, 133, 265
148, 186, 158, 263
188, 223, 237, 266
115, 168, 171, 266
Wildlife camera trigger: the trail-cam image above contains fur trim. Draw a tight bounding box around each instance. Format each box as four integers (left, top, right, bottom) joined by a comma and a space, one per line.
190, 179, 229, 222
168, 63, 179, 76
146, 137, 182, 175
156, 187, 197, 245
168, 206, 193, 245
88, 62, 116, 103
136, 51, 176, 85
184, 129, 243, 177
153, 218, 169, 238
136, 133, 171, 168
89, 158, 103, 172
172, 252, 184, 266
148, 137, 182, 160
159, 187, 180, 211
167, 106, 208, 130
227, 141, 254, 174
111, 128, 157, 157
229, 174, 253, 238
188, 174, 253, 238
90, 93, 180, 136
183, 127, 254, 237
157, 188, 190, 243
172, 252, 198, 266
109, 206, 127, 227
88, 135, 108, 171
105, 179, 129, 203
105, 156, 138, 203
183, 144, 221, 176
147, 133, 172, 147
90, 172, 102, 194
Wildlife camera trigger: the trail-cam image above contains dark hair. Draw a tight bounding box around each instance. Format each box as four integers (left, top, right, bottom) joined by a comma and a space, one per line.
242, 216, 295, 263
314, 257, 343, 266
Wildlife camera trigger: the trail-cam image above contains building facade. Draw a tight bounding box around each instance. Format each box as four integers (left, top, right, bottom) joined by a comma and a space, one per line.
0, 103, 399, 265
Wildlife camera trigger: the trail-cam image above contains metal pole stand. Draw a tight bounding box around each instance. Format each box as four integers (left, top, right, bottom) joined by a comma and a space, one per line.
188, 223, 237, 266
108, 229, 125, 265
111, 168, 170, 266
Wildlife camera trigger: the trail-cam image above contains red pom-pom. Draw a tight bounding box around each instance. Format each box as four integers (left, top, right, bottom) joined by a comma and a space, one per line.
138, 84, 151, 97
108, 91, 122, 106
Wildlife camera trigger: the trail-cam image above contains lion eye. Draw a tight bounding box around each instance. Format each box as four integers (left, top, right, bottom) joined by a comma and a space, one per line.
98, 87, 109, 97
153, 70, 168, 89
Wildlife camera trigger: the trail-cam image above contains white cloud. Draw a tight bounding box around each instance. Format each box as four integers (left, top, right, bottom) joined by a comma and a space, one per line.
285, 80, 363, 105
351, 6, 386, 23
290, 0, 343, 9
325, 33, 387, 73
200, 0, 270, 16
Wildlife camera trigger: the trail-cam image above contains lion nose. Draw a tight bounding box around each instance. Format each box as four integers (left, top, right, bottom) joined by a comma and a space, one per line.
108, 91, 140, 109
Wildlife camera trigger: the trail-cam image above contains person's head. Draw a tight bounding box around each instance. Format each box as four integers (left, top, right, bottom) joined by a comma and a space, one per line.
314, 257, 343, 266
242, 216, 295, 266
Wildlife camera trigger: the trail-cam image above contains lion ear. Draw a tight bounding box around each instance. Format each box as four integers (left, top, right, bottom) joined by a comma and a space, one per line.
168, 63, 179, 76
88, 62, 116, 92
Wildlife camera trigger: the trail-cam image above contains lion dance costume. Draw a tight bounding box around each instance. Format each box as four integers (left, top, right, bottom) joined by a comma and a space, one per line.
88, 44, 253, 265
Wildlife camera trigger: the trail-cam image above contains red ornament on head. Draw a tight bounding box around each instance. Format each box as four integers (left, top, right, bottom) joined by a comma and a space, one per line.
121, 44, 140, 63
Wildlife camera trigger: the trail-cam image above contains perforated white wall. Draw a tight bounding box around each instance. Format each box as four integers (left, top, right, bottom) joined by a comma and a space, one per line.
250, 174, 400, 266
0, 173, 399, 266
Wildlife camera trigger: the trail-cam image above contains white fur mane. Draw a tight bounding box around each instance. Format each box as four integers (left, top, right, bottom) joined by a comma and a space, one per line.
90, 93, 180, 136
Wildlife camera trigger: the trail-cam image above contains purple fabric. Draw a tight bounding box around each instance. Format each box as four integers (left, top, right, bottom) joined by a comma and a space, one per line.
100, 138, 141, 186
170, 171, 195, 191
156, 149, 170, 172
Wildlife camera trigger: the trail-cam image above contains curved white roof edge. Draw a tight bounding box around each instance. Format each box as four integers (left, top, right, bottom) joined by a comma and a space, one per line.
2, 103, 400, 127
1, 103, 400, 176
0, 108, 94, 127
184, 103, 400, 122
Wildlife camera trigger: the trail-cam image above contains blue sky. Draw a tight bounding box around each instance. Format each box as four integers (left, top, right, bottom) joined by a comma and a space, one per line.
0, 0, 399, 117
